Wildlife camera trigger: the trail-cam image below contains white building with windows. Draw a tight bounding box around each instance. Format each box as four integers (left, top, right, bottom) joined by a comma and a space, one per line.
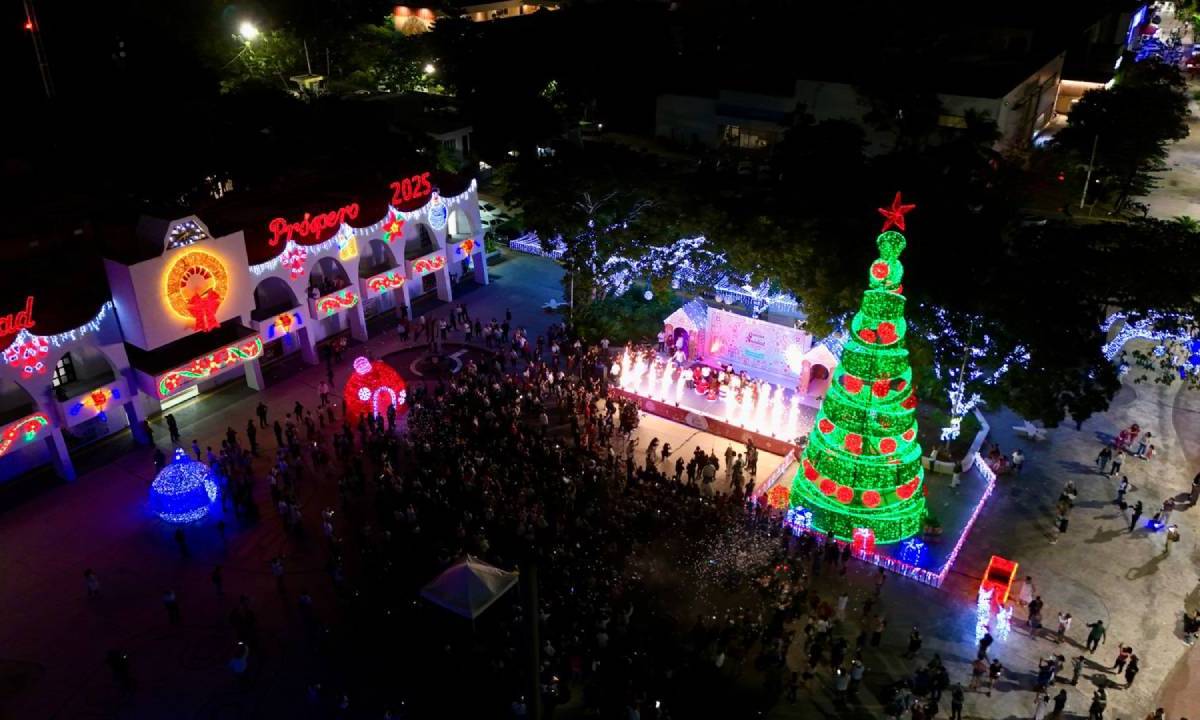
0, 171, 484, 483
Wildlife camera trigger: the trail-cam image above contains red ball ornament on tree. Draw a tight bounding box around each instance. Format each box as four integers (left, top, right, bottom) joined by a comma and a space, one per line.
835, 485, 854, 504
819, 478, 837, 496
843, 375, 864, 394
818, 418, 835, 434
901, 395, 918, 410
879, 437, 897, 454
871, 262, 890, 280
343, 356, 408, 424
895, 477, 919, 500
877, 322, 897, 344
803, 459, 819, 481
902, 428, 916, 442
858, 328, 877, 343
844, 433, 863, 454
861, 490, 882, 508
872, 379, 890, 398
895, 379, 908, 391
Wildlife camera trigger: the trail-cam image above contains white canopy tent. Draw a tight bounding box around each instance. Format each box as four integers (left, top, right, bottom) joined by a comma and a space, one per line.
420, 556, 519, 620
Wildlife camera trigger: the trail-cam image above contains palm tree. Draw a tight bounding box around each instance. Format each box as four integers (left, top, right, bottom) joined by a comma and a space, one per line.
1172, 215, 1200, 232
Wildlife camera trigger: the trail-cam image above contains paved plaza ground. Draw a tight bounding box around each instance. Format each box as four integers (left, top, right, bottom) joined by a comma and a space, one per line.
1, 252, 1198, 719
769, 367, 1200, 720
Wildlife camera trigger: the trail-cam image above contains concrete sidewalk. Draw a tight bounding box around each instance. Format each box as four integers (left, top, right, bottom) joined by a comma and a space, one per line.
770, 369, 1199, 720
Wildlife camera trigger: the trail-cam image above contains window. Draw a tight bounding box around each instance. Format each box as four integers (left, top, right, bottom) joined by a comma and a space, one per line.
52, 354, 76, 388
721, 125, 771, 149
937, 114, 968, 129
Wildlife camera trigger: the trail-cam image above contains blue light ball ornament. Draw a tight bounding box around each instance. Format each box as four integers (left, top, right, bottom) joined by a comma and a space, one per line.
150, 448, 219, 523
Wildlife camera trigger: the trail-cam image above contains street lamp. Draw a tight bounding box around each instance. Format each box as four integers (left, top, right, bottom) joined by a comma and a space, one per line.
238, 20, 260, 42
423, 63, 436, 75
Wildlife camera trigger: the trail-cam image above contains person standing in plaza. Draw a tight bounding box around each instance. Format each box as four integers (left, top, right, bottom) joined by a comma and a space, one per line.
835, 592, 849, 622
1033, 693, 1051, 720
1070, 654, 1085, 685
986, 658, 1003, 696
1123, 654, 1139, 687
1011, 448, 1025, 474
1183, 609, 1200, 645
1051, 510, 1069, 544
163, 589, 181, 624
1019, 576, 1036, 607
166, 413, 180, 444
1055, 612, 1072, 643
1109, 450, 1124, 477
870, 614, 887, 647
977, 631, 994, 659
1085, 620, 1106, 652
903, 626, 922, 659
969, 657, 987, 690
246, 419, 258, 456
1096, 446, 1112, 473
1028, 595, 1045, 632
1109, 643, 1132, 674
950, 683, 964, 720
1116, 476, 1130, 506
1129, 500, 1144, 532
1087, 687, 1106, 720
1051, 689, 1067, 718
318, 380, 329, 406
1135, 431, 1152, 458
256, 401, 268, 428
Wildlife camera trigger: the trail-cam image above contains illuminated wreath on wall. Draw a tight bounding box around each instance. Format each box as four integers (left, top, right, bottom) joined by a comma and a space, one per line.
165, 250, 229, 332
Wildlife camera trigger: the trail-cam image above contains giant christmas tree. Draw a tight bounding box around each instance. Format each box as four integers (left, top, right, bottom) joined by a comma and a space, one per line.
789, 193, 927, 544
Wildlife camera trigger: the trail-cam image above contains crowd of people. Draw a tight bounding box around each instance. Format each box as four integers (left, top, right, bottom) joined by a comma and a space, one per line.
83, 299, 1196, 720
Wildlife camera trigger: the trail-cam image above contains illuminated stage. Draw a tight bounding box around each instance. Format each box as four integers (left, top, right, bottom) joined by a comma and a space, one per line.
610, 349, 817, 456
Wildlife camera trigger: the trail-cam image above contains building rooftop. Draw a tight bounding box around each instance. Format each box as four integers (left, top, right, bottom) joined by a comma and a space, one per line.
664, 0, 1137, 100
359, 92, 473, 137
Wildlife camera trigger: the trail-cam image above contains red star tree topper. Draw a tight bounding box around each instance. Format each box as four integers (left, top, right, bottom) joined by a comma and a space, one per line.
877, 192, 916, 232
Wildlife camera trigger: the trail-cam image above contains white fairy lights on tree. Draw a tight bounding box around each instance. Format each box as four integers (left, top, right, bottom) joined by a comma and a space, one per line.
923, 306, 1028, 442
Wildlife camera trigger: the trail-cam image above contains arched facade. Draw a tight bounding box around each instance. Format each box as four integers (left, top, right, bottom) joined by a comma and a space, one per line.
448, 207, 476, 240
2, 177, 486, 483
403, 222, 440, 261
309, 256, 353, 296
360, 239, 400, 278
253, 276, 301, 320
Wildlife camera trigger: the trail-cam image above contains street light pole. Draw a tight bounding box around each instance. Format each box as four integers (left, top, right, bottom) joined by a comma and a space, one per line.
23, 0, 55, 100
1080, 134, 1100, 210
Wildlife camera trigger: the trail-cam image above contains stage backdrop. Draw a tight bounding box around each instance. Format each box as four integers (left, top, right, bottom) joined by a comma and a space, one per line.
705, 308, 811, 380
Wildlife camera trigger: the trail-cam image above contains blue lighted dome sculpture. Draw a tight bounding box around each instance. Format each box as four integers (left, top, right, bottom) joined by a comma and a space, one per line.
150, 448, 219, 523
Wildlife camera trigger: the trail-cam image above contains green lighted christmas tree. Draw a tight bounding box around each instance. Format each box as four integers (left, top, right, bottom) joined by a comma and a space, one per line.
790, 193, 926, 544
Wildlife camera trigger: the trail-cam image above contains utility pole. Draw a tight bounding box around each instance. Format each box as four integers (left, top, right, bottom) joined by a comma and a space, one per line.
521, 559, 543, 720
1080, 134, 1099, 210
23, 0, 55, 99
